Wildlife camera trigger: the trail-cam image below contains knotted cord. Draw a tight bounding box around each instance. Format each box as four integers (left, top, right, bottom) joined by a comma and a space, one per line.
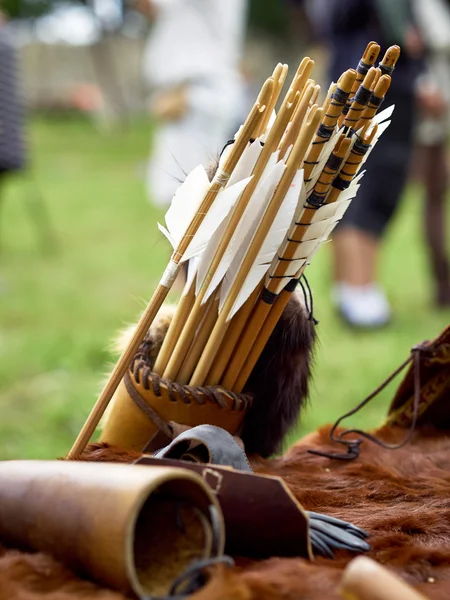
308, 342, 427, 460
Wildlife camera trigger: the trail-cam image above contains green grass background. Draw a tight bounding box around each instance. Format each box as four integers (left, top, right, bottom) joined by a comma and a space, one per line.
0, 117, 448, 460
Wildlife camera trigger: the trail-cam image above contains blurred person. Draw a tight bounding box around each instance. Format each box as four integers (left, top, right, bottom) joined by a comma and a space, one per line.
413, 0, 450, 307
137, 0, 248, 208
302, 0, 423, 328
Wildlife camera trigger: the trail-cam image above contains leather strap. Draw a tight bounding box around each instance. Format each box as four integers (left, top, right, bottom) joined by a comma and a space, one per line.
152, 425, 252, 473
135, 454, 312, 559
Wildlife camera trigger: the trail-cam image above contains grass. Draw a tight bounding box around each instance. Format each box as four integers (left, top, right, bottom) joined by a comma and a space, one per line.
0, 116, 448, 460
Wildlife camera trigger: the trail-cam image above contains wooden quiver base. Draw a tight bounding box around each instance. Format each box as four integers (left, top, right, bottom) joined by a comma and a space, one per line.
0, 460, 224, 598
101, 332, 252, 452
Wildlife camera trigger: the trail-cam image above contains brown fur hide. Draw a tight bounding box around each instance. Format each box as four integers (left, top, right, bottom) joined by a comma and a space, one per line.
2, 425, 450, 599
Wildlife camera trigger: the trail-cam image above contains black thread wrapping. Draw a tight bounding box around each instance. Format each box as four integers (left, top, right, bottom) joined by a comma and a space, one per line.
284, 277, 299, 292
353, 86, 372, 106
331, 86, 350, 105
307, 191, 326, 208
316, 123, 334, 140
379, 63, 395, 76
332, 176, 351, 191
369, 94, 384, 108
326, 153, 344, 172
357, 59, 371, 76
353, 138, 371, 155
299, 274, 319, 325
261, 288, 278, 305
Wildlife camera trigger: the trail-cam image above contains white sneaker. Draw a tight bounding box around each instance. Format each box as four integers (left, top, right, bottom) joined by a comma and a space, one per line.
332, 283, 391, 328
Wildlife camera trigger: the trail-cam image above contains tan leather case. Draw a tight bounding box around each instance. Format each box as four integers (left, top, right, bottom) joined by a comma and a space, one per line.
100, 371, 250, 452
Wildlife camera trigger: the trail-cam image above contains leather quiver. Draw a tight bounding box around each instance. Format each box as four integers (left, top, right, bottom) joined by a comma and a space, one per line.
0, 460, 224, 597
135, 455, 313, 560
100, 333, 252, 452
386, 325, 450, 429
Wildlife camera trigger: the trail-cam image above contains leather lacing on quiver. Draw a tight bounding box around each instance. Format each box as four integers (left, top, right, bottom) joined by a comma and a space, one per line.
124, 332, 253, 448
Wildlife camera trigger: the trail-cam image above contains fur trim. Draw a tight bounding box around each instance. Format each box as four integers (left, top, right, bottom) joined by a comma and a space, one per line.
242, 292, 316, 457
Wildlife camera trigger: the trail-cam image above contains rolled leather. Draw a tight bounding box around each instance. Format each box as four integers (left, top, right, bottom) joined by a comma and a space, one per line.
0, 460, 224, 597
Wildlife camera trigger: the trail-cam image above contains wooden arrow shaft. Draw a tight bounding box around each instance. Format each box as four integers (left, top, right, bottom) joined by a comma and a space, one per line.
67, 81, 271, 458
205, 283, 262, 386
189, 108, 323, 386
221, 300, 271, 390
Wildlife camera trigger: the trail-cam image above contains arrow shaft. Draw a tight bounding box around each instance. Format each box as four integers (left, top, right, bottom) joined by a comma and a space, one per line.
221, 300, 271, 390
161, 91, 299, 380
205, 283, 263, 386
189, 108, 323, 386
68, 81, 271, 458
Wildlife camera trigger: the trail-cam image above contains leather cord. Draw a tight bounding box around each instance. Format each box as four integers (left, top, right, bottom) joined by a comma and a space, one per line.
308, 342, 428, 460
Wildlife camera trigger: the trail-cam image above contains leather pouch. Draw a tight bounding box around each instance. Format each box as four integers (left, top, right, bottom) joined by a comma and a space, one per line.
100, 347, 252, 452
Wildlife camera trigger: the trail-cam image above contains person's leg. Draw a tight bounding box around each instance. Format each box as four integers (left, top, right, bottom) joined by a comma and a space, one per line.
332, 227, 380, 286
419, 143, 450, 306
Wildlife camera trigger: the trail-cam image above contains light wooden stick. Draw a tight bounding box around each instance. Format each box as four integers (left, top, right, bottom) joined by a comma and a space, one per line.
175, 294, 219, 384
205, 282, 263, 386
152, 279, 195, 374
340, 557, 429, 600
150, 78, 274, 378
279, 57, 314, 116
310, 84, 320, 106
279, 82, 315, 159
221, 299, 272, 390
256, 63, 288, 136
161, 88, 300, 382
67, 81, 271, 458
232, 287, 292, 393
189, 106, 323, 387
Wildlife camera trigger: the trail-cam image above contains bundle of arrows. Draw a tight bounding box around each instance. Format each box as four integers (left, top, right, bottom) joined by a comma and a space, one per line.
69, 41, 398, 457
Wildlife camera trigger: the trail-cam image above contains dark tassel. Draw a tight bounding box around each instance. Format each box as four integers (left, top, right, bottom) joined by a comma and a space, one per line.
241, 294, 316, 457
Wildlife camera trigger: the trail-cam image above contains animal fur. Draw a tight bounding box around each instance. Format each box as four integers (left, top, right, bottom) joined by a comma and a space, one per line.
3, 424, 450, 599
242, 292, 316, 457
105, 292, 315, 457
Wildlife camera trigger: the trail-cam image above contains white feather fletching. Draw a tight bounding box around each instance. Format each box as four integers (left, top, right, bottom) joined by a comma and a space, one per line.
373, 104, 395, 124
181, 175, 253, 262
196, 153, 283, 299
223, 168, 303, 320
158, 164, 210, 249
182, 257, 199, 296
227, 139, 264, 188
